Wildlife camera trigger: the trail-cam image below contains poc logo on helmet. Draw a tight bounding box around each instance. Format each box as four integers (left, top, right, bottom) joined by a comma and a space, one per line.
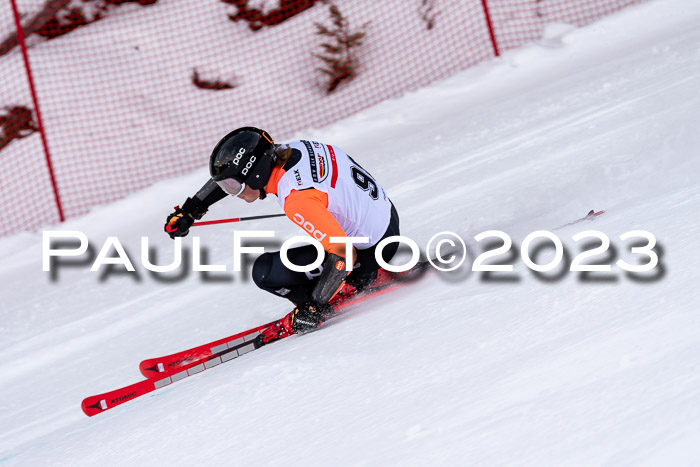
292, 213, 327, 241
232, 147, 246, 166
241, 155, 256, 176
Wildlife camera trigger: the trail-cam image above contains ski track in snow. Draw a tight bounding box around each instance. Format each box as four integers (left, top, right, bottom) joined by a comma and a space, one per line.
2, 0, 700, 465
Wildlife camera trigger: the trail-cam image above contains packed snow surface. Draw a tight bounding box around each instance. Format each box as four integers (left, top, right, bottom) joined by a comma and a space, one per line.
2, 0, 700, 464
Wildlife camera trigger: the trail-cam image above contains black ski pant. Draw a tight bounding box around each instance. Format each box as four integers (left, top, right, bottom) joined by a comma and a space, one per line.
252, 203, 400, 306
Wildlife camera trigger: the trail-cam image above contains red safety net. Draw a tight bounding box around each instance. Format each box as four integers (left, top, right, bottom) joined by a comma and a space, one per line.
0, 0, 643, 236
485, 0, 643, 53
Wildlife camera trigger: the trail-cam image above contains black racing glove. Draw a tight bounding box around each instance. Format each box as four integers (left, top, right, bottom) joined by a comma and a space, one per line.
164, 197, 206, 239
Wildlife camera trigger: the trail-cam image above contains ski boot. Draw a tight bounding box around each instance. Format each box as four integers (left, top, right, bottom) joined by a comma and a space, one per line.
289, 302, 334, 334
257, 302, 334, 346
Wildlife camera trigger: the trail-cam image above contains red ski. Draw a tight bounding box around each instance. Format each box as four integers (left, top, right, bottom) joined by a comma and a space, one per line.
82, 263, 431, 417
555, 209, 605, 229
138, 321, 275, 378
139, 264, 427, 378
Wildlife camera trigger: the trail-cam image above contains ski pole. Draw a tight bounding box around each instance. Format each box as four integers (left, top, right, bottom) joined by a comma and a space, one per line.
192, 213, 286, 227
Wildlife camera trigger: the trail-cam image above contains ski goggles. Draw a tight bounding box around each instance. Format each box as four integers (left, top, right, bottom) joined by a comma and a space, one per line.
215, 177, 245, 196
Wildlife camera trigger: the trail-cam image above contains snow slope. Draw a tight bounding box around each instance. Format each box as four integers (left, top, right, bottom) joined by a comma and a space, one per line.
2, 0, 700, 464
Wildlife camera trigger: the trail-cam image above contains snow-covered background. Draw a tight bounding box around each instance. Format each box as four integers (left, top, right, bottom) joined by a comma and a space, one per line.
2, 0, 700, 464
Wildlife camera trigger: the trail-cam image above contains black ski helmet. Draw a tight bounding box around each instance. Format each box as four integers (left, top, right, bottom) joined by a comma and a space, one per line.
209, 127, 276, 191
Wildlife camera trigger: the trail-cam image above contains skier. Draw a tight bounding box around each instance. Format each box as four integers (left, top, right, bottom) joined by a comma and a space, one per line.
164, 127, 399, 336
